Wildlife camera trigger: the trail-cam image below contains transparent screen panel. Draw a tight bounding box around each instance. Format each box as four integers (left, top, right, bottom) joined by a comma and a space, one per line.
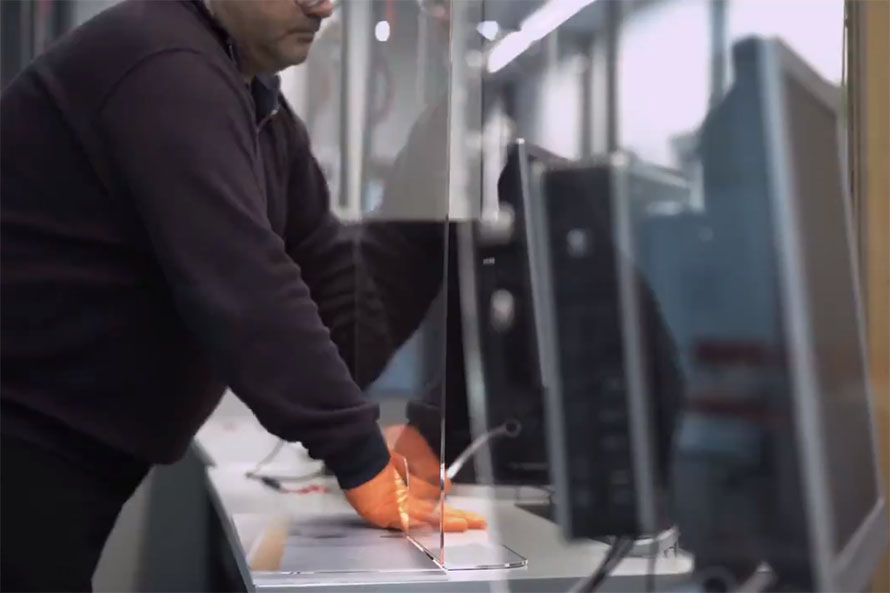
284, 1, 875, 588
347, 0, 452, 565
252, 0, 454, 576
444, 0, 697, 580
616, 2, 881, 591
618, 0, 776, 582
436, 0, 876, 589
436, 0, 611, 576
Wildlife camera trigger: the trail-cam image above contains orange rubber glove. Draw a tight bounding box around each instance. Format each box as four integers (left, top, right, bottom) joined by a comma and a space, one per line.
344, 457, 486, 532
383, 423, 452, 500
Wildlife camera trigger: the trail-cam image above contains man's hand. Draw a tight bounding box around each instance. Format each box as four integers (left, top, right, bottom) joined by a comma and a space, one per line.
384, 424, 452, 500
344, 457, 485, 533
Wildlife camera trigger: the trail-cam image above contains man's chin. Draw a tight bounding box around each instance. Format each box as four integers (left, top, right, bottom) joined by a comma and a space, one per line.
283, 44, 312, 67
266, 50, 309, 73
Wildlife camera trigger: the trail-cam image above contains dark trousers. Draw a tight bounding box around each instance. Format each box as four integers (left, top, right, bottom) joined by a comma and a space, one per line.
1, 435, 148, 592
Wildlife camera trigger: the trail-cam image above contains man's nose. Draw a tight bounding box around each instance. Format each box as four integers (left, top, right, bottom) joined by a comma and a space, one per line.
298, 0, 334, 19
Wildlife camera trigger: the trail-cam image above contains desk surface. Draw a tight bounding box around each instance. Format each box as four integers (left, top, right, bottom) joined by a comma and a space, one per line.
196, 403, 693, 592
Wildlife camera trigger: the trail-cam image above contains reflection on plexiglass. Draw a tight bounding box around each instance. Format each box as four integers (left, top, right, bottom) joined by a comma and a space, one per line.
435, 0, 877, 588
351, 0, 452, 564
271, 0, 458, 572
286, 0, 877, 586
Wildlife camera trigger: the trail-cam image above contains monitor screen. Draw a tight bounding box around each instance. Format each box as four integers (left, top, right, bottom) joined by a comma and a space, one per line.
783, 74, 879, 552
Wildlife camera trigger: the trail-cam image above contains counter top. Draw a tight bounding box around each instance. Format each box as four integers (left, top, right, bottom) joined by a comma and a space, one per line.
196, 400, 693, 592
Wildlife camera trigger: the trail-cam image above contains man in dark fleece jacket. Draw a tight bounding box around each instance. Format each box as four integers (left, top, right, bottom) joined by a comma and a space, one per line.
0, 0, 483, 589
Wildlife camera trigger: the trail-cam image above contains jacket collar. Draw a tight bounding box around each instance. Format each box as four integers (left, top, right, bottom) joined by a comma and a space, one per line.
252, 74, 282, 124
182, 0, 281, 125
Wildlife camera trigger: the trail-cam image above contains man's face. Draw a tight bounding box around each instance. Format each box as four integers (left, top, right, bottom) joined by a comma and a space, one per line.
209, 0, 334, 75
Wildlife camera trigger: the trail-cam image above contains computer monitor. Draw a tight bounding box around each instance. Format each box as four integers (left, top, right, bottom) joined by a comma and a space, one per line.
529, 154, 686, 539
403, 141, 565, 490
452, 139, 567, 487
671, 36, 887, 591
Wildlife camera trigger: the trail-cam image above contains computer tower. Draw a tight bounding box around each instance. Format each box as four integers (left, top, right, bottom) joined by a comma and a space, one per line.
531, 154, 685, 539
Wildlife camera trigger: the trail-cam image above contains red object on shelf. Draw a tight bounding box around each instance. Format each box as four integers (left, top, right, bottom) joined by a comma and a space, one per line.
285, 483, 330, 495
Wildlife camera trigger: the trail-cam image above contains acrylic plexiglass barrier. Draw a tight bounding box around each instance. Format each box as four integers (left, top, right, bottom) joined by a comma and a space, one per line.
440, 0, 879, 589
349, 0, 452, 564
613, 3, 882, 590
267, 0, 878, 587
259, 0, 455, 575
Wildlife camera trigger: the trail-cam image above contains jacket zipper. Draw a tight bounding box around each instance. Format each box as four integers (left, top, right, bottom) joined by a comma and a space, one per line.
257, 107, 279, 132
224, 39, 278, 133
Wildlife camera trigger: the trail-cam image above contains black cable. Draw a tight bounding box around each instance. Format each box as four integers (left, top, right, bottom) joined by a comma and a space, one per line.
250, 474, 288, 492
244, 439, 331, 488
245, 439, 286, 479
587, 538, 633, 592
246, 470, 328, 493
569, 537, 634, 593
568, 547, 613, 593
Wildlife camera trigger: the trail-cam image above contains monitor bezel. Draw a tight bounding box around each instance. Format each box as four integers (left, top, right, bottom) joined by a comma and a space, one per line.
755, 36, 888, 591
610, 154, 672, 534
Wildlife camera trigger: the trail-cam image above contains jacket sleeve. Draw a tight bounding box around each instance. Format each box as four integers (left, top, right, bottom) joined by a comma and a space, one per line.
283, 105, 448, 389
98, 51, 388, 489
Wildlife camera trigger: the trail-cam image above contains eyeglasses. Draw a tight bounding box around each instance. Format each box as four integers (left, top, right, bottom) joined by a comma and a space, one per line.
295, 0, 340, 9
